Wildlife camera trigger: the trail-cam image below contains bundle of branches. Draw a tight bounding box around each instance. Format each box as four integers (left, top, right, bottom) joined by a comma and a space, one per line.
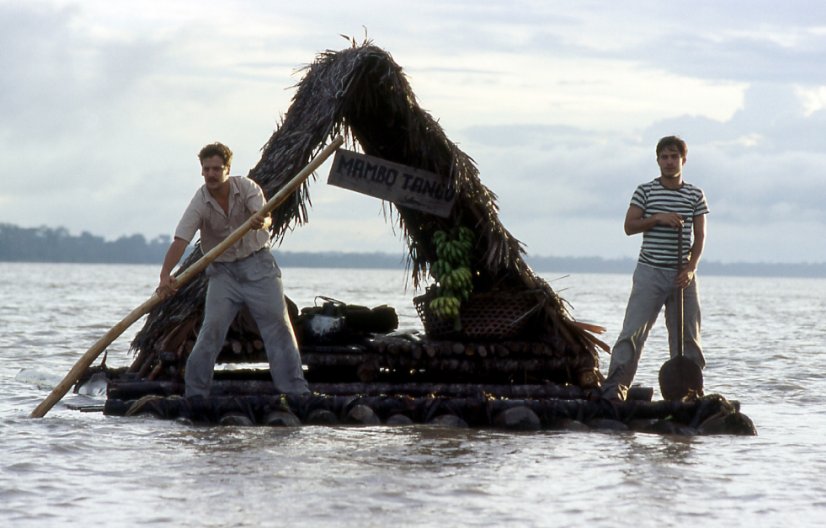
130, 40, 604, 384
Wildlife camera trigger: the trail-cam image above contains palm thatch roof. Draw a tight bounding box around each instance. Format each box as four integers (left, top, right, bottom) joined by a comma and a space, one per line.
130, 41, 605, 385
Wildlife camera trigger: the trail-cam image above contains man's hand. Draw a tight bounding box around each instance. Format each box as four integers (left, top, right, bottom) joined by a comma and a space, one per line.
675, 268, 695, 289
158, 237, 188, 299
624, 206, 685, 235
655, 212, 684, 228
250, 212, 271, 231
156, 274, 178, 299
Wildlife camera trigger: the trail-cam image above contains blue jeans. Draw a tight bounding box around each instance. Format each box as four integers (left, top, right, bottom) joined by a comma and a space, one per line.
185, 250, 309, 397
603, 262, 705, 399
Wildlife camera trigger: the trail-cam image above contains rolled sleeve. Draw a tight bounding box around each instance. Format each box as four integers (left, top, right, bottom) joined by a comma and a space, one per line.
242, 178, 267, 212
174, 192, 203, 243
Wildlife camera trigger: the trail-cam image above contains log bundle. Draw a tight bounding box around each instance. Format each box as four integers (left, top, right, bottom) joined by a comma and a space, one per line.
124, 315, 599, 388
127, 338, 592, 386
103, 392, 757, 436
107, 379, 595, 401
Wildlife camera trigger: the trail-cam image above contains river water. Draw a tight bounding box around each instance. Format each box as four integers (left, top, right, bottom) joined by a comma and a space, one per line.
1, 262, 824, 527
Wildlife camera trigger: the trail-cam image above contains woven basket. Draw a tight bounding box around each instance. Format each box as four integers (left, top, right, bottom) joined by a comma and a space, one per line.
413, 289, 541, 340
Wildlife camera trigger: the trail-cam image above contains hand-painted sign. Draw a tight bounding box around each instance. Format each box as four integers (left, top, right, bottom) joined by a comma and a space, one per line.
327, 149, 456, 217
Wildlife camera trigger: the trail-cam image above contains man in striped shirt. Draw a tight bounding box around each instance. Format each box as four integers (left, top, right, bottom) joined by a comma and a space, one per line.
602, 136, 708, 401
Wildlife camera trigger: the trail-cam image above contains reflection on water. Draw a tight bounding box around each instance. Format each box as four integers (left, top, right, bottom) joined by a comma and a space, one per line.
1, 264, 825, 527
620, 433, 697, 466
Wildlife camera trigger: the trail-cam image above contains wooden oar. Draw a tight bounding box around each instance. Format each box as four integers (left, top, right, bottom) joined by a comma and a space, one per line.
658, 222, 703, 400
31, 136, 344, 418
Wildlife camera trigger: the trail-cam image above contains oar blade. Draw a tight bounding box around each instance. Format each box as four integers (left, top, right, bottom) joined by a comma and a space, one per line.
658, 356, 703, 401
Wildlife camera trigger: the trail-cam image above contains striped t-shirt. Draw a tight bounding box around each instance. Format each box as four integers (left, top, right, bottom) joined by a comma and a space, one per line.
631, 178, 709, 268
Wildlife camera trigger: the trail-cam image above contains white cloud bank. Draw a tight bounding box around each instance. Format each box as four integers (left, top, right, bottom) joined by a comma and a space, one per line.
2, 0, 826, 263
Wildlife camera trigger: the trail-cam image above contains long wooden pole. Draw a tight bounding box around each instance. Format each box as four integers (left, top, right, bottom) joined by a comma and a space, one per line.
31, 136, 344, 418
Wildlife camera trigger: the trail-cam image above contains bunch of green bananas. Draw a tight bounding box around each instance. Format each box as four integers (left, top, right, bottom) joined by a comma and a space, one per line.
428, 295, 462, 319
429, 226, 475, 322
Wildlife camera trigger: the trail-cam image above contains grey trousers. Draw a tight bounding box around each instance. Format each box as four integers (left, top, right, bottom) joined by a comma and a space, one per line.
603, 262, 705, 399
184, 250, 309, 398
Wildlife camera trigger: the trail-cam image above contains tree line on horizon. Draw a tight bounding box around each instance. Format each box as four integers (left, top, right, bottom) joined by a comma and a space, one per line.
1, 222, 824, 278
0, 223, 170, 264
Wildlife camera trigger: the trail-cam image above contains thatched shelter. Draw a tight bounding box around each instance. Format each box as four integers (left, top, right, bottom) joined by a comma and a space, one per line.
128, 41, 606, 390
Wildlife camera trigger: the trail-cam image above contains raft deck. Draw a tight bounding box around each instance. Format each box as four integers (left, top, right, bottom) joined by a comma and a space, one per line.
86, 334, 755, 436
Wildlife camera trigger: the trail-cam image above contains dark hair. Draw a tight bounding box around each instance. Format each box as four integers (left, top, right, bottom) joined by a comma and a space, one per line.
198, 142, 233, 166
656, 136, 687, 158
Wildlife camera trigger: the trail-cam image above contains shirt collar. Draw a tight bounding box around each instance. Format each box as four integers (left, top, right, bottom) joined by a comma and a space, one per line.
202, 176, 240, 210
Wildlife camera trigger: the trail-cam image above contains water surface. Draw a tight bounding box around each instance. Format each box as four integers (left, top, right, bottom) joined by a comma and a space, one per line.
1, 263, 824, 527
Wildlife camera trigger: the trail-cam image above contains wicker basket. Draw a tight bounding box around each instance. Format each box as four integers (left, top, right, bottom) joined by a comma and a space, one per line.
413, 289, 542, 340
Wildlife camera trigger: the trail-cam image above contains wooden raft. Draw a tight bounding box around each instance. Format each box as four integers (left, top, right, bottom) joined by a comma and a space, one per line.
86, 299, 756, 436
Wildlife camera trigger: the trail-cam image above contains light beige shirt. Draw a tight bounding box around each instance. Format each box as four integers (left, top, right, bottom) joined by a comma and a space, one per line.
175, 176, 270, 262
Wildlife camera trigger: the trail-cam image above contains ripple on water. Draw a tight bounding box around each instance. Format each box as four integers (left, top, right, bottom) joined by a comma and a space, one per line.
2, 267, 826, 527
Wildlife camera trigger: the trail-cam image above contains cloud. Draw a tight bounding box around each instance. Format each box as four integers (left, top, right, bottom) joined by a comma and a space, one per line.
454, 78, 826, 263
1, 0, 826, 265
0, 1, 297, 240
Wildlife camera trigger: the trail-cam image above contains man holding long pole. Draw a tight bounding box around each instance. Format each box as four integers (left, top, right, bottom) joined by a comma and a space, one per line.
158, 142, 309, 398
31, 137, 341, 418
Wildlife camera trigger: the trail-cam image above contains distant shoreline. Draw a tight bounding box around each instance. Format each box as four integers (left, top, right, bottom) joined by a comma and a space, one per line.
2, 250, 825, 279
272, 251, 826, 279
2, 223, 824, 278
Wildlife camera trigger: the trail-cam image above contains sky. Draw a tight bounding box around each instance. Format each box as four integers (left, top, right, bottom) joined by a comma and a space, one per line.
3, 0, 826, 264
